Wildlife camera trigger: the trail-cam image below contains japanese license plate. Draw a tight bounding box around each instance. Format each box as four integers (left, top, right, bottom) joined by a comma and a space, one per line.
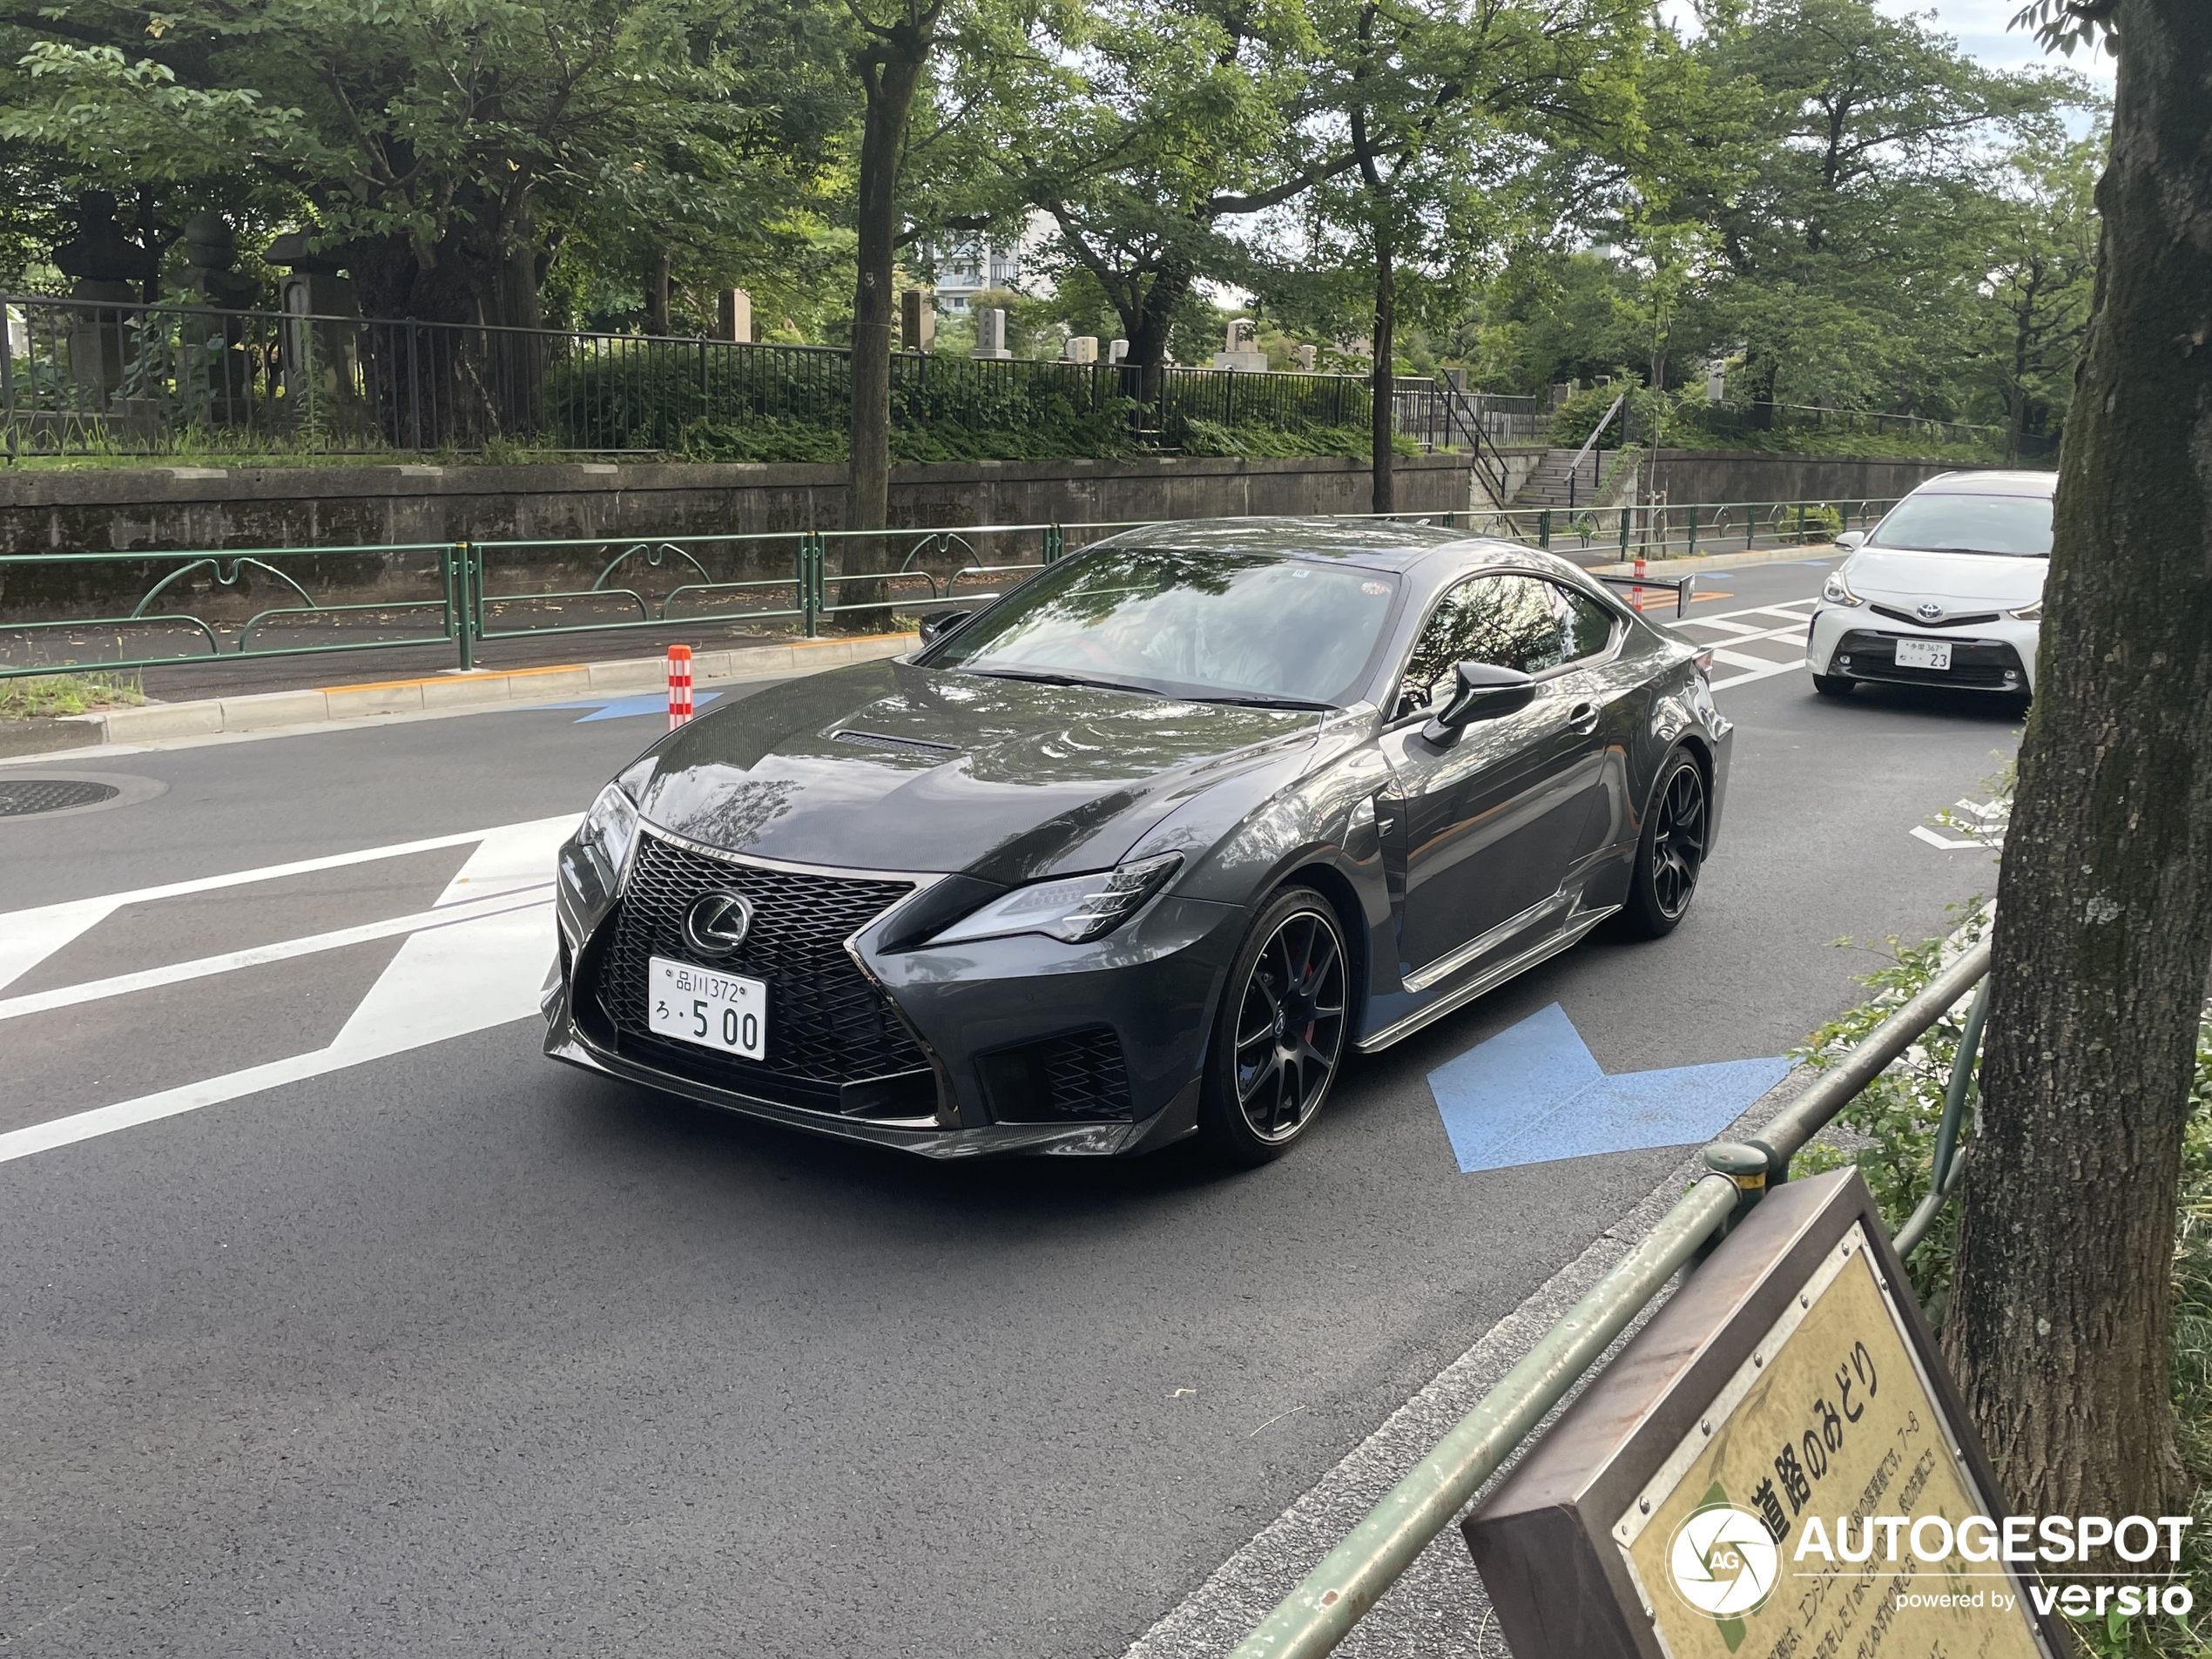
1895, 638, 1952, 671
649, 955, 767, 1058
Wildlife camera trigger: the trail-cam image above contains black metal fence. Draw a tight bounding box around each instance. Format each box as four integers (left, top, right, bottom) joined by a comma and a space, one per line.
1615, 395, 2054, 458
0, 292, 2020, 463
0, 293, 1493, 461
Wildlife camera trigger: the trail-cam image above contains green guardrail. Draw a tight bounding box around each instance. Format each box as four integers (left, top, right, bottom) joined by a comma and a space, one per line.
0, 498, 1885, 682
1230, 937, 1993, 1659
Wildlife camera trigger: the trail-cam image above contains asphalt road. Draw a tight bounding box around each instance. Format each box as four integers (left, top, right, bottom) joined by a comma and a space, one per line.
0, 556, 2021, 1658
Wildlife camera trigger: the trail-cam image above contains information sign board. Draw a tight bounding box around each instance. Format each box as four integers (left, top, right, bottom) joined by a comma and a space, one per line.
1463, 1169, 2061, 1659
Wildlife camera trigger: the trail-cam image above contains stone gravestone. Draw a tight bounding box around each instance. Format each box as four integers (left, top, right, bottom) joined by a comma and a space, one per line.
900, 288, 934, 353
1211, 317, 1268, 373
1108, 338, 1129, 364
1292, 343, 1317, 373
971, 307, 1012, 360
718, 289, 753, 344
51, 191, 158, 394
1062, 335, 1097, 364
182, 213, 260, 423
1705, 357, 1729, 401
262, 231, 363, 437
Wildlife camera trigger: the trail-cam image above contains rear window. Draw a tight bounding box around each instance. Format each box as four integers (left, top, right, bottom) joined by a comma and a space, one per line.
1869, 492, 2053, 556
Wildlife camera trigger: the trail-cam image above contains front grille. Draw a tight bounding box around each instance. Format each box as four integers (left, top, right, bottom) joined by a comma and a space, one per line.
1869, 603, 2003, 629
977, 1026, 1133, 1123
1835, 630, 2027, 690
590, 832, 927, 1105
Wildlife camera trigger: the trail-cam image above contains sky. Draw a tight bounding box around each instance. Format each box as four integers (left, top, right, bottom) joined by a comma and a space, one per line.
1904, 0, 2116, 84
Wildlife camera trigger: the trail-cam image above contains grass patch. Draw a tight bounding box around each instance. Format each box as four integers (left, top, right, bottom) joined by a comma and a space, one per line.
0, 670, 147, 718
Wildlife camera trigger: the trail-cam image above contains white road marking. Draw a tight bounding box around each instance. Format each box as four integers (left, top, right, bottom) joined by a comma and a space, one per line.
1912, 825, 1993, 850
0, 884, 553, 1022
1710, 656, 1811, 691
1669, 597, 1817, 691
0, 818, 575, 995
0, 816, 575, 1165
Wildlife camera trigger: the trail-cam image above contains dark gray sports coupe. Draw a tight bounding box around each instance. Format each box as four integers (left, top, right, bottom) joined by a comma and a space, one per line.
543, 519, 1732, 1163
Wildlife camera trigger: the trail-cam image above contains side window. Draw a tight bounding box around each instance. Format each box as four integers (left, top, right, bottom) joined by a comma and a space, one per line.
1394, 576, 1564, 716
1556, 583, 1619, 664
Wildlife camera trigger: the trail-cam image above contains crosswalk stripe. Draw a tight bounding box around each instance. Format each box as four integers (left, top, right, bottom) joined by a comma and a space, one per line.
0, 818, 573, 1166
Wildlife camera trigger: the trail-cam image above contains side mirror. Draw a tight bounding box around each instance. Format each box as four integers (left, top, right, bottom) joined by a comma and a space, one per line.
920, 610, 973, 646
1834, 529, 1866, 552
1422, 661, 1535, 743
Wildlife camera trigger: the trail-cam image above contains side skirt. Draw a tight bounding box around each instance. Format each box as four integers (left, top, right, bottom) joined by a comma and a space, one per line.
1354, 904, 1621, 1055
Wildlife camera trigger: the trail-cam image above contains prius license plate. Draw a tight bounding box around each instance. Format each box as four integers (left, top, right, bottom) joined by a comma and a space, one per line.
1895, 638, 1952, 671
649, 955, 767, 1058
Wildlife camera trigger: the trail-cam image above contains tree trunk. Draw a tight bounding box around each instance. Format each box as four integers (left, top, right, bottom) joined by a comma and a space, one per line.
645, 243, 672, 337
1942, 0, 2212, 1521
847, 24, 935, 541
1115, 265, 1192, 423
1370, 226, 1396, 515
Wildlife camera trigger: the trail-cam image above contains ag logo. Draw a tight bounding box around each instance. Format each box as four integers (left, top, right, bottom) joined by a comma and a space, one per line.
1667, 1502, 1779, 1618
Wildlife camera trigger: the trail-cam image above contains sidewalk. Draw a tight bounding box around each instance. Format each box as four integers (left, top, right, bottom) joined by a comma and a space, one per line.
0, 630, 917, 759
1587, 541, 1840, 577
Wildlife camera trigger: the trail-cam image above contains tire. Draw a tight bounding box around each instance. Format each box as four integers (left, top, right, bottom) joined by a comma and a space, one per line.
1618, 750, 1710, 940
1812, 673, 1855, 698
1196, 887, 1352, 1166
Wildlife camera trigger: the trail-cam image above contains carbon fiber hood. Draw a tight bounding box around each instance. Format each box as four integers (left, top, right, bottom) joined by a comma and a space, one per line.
628, 658, 1321, 881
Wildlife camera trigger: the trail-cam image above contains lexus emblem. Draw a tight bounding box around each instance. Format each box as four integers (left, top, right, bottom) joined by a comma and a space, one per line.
684, 889, 755, 957
1915, 601, 1944, 621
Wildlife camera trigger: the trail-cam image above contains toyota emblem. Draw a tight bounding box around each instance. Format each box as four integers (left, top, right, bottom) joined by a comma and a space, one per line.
684, 889, 755, 957
1915, 601, 1944, 621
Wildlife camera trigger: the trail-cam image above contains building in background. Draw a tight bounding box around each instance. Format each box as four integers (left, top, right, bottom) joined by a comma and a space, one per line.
927, 213, 1053, 313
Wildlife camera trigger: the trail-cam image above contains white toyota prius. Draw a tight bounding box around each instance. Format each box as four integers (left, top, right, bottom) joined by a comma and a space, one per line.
1805, 469, 2053, 701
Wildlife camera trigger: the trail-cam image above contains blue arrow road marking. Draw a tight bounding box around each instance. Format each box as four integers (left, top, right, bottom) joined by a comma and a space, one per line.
523, 691, 722, 723
1428, 1002, 1794, 1174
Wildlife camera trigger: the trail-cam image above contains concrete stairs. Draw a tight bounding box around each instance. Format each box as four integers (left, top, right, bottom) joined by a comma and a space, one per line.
1507, 446, 1618, 511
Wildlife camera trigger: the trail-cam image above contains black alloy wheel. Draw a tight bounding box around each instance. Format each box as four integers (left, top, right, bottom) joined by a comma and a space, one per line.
1620, 750, 1709, 939
1197, 888, 1351, 1165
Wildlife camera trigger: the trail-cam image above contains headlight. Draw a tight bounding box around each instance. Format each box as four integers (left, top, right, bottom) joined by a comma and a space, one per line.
928, 852, 1184, 946
2008, 601, 2042, 621
577, 781, 641, 873
1821, 570, 1865, 606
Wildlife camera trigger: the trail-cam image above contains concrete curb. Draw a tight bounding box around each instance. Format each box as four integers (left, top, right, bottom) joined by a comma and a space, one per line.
17, 632, 917, 751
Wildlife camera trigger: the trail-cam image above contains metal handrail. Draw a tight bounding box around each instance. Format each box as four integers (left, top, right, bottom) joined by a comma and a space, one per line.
1565, 393, 1628, 510
1232, 935, 1993, 1659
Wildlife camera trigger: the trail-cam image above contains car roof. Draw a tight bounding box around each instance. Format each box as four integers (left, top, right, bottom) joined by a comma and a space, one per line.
1908, 470, 2058, 498
1095, 516, 1507, 573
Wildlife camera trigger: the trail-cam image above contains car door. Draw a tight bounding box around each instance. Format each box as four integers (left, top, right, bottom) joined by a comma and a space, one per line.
1378, 573, 1619, 987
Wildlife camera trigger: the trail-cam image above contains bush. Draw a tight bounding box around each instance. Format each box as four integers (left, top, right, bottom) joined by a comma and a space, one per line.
1177, 419, 1411, 461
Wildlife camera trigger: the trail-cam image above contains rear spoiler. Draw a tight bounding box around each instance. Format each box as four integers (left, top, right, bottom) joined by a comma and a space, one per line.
1594, 570, 1694, 619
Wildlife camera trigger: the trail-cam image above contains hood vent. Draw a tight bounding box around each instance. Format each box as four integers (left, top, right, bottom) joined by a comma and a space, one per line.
833, 728, 960, 757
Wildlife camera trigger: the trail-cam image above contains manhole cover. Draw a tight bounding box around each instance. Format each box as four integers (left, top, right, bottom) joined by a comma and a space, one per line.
0, 778, 122, 817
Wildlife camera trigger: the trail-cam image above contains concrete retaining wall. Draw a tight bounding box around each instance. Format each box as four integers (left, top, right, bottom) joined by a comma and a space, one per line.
1635, 450, 2034, 506
0, 453, 1476, 556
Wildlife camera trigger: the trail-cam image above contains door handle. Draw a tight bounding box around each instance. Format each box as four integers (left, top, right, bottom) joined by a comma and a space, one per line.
1567, 701, 1600, 735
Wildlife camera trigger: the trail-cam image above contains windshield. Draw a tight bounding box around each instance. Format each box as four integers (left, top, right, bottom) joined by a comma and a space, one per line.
924, 544, 1401, 706
1869, 492, 2054, 556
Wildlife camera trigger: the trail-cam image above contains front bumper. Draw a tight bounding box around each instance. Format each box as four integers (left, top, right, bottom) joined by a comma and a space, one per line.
1805, 605, 2038, 694
543, 828, 1248, 1158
